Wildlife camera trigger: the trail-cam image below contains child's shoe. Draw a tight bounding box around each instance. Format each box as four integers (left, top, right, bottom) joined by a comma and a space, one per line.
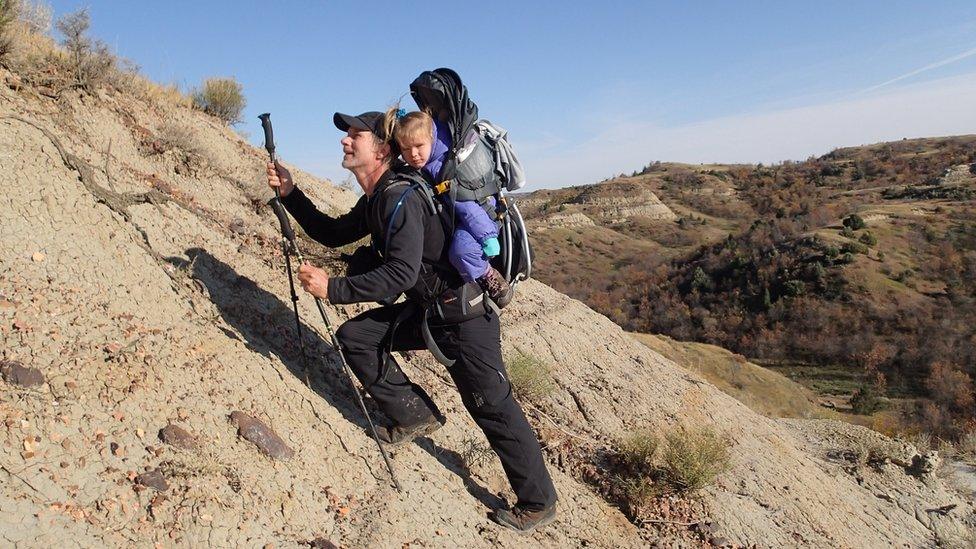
477, 267, 513, 308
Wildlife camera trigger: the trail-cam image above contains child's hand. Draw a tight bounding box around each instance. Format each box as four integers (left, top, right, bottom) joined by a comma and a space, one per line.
482, 237, 500, 257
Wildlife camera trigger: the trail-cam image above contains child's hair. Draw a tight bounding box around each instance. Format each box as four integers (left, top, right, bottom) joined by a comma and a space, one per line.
384, 106, 434, 146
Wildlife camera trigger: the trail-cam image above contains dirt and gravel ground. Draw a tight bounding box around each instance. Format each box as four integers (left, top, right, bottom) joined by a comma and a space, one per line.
2, 67, 974, 547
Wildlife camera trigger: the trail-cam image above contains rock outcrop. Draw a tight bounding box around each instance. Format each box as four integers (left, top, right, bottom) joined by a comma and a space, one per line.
571, 185, 677, 221
532, 211, 597, 231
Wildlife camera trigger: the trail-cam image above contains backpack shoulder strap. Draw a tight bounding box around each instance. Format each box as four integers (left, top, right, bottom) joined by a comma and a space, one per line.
382, 179, 438, 259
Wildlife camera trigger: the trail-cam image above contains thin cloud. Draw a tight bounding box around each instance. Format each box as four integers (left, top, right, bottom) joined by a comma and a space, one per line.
523, 72, 976, 190
861, 46, 976, 93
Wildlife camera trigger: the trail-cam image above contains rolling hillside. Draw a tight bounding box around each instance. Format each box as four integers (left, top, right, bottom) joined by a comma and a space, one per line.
520, 138, 976, 438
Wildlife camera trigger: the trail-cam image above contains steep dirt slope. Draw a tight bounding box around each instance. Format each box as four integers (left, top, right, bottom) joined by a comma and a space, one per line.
0, 69, 641, 548
1, 68, 974, 547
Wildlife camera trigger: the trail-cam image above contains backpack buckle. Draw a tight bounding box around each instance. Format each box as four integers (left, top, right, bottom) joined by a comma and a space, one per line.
433, 180, 451, 195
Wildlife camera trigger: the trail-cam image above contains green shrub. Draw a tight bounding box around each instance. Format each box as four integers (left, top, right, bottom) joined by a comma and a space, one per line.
839, 252, 855, 264
55, 8, 115, 92
893, 269, 913, 283
611, 430, 661, 518
840, 226, 855, 239
810, 262, 827, 281
843, 213, 866, 230
850, 382, 885, 415
858, 232, 877, 246
506, 350, 554, 402
841, 241, 868, 255
612, 425, 730, 506
691, 267, 714, 292
824, 245, 840, 258
192, 77, 246, 125
660, 427, 731, 493
784, 279, 805, 297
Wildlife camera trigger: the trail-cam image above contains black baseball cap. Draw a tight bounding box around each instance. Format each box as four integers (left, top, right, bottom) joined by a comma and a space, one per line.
333, 111, 389, 141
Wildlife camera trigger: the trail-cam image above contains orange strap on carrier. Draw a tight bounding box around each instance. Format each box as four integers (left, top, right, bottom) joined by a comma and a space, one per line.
433, 180, 451, 195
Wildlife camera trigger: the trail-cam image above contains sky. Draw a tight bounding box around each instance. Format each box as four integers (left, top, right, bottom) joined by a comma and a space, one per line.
41, 1, 976, 191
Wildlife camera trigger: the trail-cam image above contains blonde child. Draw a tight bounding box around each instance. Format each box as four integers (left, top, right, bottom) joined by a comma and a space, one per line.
387, 109, 512, 307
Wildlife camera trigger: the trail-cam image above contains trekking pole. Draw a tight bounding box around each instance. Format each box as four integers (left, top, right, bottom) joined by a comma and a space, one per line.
259, 113, 311, 389
259, 113, 402, 492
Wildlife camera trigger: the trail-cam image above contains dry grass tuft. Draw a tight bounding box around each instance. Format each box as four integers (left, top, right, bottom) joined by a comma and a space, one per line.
458, 437, 494, 472
659, 426, 732, 493
156, 121, 202, 156
608, 425, 731, 520
953, 431, 976, 463
192, 77, 246, 125
506, 350, 555, 402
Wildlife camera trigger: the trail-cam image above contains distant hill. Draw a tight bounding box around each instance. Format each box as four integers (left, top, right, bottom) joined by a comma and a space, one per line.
520, 137, 976, 438
629, 332, 824, 419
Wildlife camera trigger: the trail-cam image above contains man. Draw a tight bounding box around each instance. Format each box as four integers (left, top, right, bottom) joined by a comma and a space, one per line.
266, 111, 558, 532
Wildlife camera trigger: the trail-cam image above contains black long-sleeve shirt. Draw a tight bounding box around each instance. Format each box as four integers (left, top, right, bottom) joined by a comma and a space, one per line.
281, 167, 446, 305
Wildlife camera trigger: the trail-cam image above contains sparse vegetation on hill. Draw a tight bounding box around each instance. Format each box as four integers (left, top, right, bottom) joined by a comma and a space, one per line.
192, 77, 246, 125
55, 8, 114, 92
1, 3, 189, 108
601, 425, 730, 522
523, 137, 976, 441
630, 332, 824, 419
0, 0, 18, 61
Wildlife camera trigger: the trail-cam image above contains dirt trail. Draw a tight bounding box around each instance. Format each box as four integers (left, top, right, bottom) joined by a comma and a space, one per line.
1, 68, 974, 547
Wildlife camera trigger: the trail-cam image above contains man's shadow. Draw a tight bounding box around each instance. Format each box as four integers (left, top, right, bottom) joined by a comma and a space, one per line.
166, 248, 370, 430
169, 247, 503, 509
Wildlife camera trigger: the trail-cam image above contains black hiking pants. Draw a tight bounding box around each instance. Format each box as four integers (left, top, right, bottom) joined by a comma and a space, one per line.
334, 301, 558, 510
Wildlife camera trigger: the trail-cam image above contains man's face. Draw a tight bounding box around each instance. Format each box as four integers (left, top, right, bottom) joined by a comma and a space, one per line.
340, 127, 386, 171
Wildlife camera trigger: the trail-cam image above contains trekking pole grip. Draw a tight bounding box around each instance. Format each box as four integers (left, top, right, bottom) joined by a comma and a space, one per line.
259, 112, 276, 161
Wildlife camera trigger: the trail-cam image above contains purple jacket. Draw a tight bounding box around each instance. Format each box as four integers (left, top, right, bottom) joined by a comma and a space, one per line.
422, 119, 451, 182
453, 198, 498, 244
423, 118, 497, 246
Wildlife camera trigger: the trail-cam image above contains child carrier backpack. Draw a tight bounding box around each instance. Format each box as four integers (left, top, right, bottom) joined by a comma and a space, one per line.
409, 68, 533, 293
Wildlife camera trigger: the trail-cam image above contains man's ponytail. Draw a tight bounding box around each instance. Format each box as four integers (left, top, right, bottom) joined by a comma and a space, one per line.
383, 106, 400, 146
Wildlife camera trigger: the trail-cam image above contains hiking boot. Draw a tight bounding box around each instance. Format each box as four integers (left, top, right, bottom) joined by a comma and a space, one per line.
490, 503, 557, 533
477, 267, 513, 309
376, 414, 444, 447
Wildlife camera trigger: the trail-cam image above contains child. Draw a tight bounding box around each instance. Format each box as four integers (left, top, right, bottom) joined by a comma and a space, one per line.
387, 108, 513, 308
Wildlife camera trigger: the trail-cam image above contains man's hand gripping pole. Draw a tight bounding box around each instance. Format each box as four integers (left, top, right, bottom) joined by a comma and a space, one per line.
259, 113, 402, 492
